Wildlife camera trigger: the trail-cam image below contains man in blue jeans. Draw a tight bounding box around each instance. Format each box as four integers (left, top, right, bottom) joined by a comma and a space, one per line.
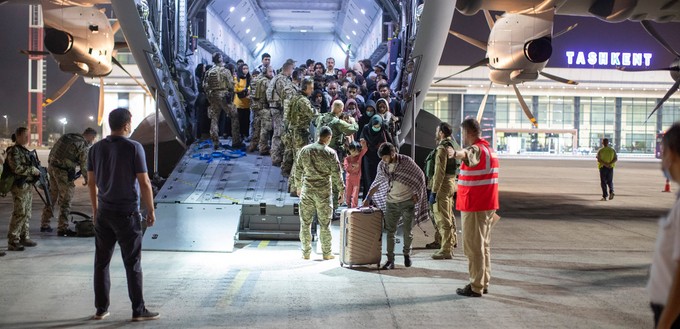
87, 108, 159, 321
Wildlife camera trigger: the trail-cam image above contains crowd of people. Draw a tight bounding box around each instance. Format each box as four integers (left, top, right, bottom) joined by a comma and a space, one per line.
0, 49, 677, 325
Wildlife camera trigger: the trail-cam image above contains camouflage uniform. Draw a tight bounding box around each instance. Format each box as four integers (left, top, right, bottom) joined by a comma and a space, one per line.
203, 64, 240, 147
252, 74, 272, 153
41, 133, 90, 231
293, 142, 344, 258
282, 92, 315, 192
315, 112, 358, 209
6, 145, 40, 247
431, 137, 461, 258
267, 72, 295, 164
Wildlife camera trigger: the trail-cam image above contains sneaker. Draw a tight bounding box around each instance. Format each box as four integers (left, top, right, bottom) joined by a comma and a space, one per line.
456, 284, 482, 297
322, 254, 335, 260
609, 193, 615, 200
404, 255, 412, 267
0, 251, 6, 257
92, 311, 110, 320
381, 260, 395, 270
40, 226, 54, 233
483, 288, 489, 294
8, 242, 24, 251
132, 309, 160, 322
57, 229, 78, 237
600, 197, 607, 201
19, 239, 37, 247
431, 251, 453, 260
425, 241, 441, 249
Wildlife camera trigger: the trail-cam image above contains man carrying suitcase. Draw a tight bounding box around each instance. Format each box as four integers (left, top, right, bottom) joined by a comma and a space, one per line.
363, 143, 428, 270
293, 126, 345, 260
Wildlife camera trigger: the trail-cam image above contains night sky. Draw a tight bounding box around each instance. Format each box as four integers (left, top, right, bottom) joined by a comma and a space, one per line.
1, 4, 680, 138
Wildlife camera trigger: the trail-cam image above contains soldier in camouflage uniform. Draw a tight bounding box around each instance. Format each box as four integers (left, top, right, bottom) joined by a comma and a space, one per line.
316, 100, 359, 210
267, 59, 296, 166
40, 128, 97, 236
279, 72, 301, 177
203, 52, 241, 149
283, 79, 316, 196
293, 126, 344, 260
251, 66, 273, 154
6, 127, 41, 251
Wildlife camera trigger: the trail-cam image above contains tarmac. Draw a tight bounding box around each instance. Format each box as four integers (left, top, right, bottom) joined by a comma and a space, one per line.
0, 151, 675, 329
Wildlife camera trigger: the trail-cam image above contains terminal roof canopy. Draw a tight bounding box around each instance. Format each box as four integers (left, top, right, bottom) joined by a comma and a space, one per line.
208, 0, 383, 53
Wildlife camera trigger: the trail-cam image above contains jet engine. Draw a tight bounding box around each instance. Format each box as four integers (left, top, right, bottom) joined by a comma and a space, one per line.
524, 36, 552, 63
42, 6, 114, 77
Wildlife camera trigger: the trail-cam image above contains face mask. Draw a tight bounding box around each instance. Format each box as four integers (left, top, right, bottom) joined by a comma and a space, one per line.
366, 111, 374, 117
372, 126, 381, 132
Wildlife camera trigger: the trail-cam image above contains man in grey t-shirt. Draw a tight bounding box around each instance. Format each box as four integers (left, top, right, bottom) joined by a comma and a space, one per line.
87, 108, 159, 322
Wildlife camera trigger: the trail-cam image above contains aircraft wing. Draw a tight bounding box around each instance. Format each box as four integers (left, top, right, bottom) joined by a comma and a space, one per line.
456, 0, 680, 22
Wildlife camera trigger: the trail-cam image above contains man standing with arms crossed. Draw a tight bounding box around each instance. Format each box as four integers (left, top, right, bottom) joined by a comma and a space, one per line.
294, 126, 344, 260
87, 108, 159, 321
454, 118, 499, 297
596, 138, 617, 201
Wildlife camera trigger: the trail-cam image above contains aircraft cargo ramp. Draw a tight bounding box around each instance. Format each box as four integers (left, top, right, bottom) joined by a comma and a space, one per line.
143, 141, 301, 253
143, 140, 405, 254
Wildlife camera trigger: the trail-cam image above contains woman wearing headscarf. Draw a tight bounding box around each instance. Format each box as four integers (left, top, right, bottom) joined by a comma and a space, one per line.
359, 114, 393, 200
234, 63, 252, 141
358, 100, 376, 140
376, 98, 398, 143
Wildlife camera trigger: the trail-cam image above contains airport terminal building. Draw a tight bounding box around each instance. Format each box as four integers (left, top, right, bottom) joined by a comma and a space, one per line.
427, 16, 680, 156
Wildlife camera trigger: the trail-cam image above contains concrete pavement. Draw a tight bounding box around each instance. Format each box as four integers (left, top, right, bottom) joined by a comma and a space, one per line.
0, 154, 673, 328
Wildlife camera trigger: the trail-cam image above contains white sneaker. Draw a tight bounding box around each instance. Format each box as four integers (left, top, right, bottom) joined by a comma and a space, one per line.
92, 311, 110, 320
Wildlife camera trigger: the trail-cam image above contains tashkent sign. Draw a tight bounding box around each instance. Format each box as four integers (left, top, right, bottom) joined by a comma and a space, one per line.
565, 51, 652, 67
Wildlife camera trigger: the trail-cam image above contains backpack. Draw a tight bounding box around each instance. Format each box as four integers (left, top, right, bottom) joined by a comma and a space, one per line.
203, 66, 231, 92
75, 219, 95, 237
0, 147, 15, 197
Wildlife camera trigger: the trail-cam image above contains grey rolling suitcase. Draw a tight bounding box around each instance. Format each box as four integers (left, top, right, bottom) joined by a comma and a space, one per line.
339, 207, 383, 268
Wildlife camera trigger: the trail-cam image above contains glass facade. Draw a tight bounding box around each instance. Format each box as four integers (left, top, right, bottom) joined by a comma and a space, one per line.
423, 94, 680, 155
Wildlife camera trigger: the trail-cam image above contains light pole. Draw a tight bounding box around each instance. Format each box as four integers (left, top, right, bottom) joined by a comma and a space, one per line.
59, 118, 67, 135
2, 115, 7, 136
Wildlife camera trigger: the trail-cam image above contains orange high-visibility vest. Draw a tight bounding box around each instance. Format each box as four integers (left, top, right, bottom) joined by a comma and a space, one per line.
456, 139, 499, 212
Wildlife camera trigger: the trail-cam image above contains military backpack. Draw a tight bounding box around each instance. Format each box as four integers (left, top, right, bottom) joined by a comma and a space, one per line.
0, 147, 15, 197
203, 66, 231, 92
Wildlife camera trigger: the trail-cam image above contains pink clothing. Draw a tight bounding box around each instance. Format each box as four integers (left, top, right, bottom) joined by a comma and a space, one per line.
343, 147, 368, 207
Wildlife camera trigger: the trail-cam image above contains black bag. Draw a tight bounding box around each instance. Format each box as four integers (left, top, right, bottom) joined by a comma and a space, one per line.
75, 220, 95, 237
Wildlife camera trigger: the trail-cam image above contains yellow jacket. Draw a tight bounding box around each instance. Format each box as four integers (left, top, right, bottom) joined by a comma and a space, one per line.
234, 77, 251, 109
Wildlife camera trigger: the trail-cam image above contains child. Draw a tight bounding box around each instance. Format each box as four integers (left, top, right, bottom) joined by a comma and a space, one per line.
343, 140, 368, 208
648, 122, 680, 328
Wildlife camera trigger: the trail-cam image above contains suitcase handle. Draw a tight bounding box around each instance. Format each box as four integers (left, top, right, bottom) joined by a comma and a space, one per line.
358, 206, 375, 214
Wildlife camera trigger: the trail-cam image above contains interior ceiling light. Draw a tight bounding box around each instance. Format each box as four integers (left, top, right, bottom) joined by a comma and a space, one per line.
246, 28, 250, 34
353, 18, 358, 24
251, 36, 256, 42
361, 9, 365, 15
352, 30, 356, 35
241, 16, 246, 22
346, 35, 350, 40
300, 29, 307, 33
229, 6, 235, 12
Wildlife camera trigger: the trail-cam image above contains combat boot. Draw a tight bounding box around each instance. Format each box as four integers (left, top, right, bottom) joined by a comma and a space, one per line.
20, 239, 37, 247
322, 254, 335, 260
8, 241, 24, 251
431, 250, 453, 259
